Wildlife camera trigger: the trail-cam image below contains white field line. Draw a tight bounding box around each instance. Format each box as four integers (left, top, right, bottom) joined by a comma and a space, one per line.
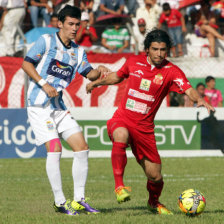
61, 150, 224, 158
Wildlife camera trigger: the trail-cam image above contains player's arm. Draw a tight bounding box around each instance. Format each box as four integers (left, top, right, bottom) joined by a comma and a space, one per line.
22, 61, 58, 98
86, 65, 111, 81
185, 87, 214, 113
86, 72, 123, 93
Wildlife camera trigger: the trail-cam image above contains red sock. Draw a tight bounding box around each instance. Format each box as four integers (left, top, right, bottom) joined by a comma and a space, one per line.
147, 179, 164, 206
111, 142, 128, 189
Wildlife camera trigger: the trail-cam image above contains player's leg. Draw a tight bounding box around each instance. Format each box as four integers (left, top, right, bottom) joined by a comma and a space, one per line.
132, 130, 172, 215
27, 107, 77, 215
59, 113, 99, 214
140, 158, 173, 215
112, 127, 131, 203
107, 118, 131, 203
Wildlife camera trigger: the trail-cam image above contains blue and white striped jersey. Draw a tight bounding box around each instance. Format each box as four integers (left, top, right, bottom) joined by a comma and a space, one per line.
25, 32, 93, 110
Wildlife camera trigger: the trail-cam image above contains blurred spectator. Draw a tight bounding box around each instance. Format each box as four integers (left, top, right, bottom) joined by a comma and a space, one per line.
47, 13, 58, 28
211, 0, 224, 21
53, 0, 77, 13
169, 92, 185, 106
98, 0, 125, 17
157, 0, 179, 9
136, 0, 162, 32
80, 0, 94, 25
205, 76, 223, 107
27, 0, 54, 27
75, 11, 98, 48
101, 17, 129, 53
184, 83, 210, 107
131, 18, 146, 52
158, 3, 186, 57
0, 0, 25, 57
195, 14, 224, 57
125, 0, 139, 17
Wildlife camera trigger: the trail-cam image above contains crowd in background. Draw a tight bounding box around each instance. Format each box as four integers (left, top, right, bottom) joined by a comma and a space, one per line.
0, 0, 223, 107
1, 0, 224, 56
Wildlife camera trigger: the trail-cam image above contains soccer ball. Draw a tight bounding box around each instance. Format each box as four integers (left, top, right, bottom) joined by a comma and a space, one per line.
178, 189, 206, 216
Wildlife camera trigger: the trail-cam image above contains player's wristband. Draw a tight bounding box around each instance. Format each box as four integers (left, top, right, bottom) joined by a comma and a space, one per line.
37, 79, 47, 87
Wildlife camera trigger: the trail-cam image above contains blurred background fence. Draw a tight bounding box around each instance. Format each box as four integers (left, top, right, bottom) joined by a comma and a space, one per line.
1, 53, 224, 108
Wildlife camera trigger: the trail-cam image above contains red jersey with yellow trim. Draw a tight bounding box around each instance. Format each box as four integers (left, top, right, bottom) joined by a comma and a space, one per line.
113, 55, 192, 130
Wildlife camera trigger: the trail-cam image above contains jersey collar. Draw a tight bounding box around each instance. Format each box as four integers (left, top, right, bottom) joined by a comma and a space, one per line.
56, 32, 72, 49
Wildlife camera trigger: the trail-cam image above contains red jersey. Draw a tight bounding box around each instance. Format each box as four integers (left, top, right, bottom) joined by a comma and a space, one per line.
76, 26, 97, 47
159, 9, 182, 28
114, 55, 192, 130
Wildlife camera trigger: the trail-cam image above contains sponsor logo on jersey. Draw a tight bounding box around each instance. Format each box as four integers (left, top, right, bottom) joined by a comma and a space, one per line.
174, 78, 184, 91
134, 70, 144, 75
128, 89, 155, 101
130, 73, 140, 78
34, 53, 42, 60
140, 78, 151, 91
164, 65, 172, 69
70, 52, 76, 61
153, 73, 163, 85
46, 121, 54, 131
47, 59, 74, 83
126, 98, 150, 114
136, 62, 147, 67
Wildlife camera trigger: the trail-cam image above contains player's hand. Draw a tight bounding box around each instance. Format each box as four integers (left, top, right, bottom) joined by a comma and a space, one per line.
86, 82, 95, 94
42, 83, 59, 98
197, 98, 215, 114
97, 65, 111, 76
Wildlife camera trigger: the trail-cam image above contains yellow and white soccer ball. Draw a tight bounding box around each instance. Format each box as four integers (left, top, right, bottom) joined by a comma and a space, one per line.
178, 189, 206, 216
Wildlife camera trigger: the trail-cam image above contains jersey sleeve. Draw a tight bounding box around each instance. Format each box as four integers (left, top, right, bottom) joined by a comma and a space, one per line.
175, 9, 182, 19
169, 66, 192, 94
117, 58, 130, 78
77, 51, 93, 77
24, 36, 46, 65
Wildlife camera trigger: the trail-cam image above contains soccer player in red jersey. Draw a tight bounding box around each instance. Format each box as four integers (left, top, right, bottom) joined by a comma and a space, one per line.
86, 29, 214, 215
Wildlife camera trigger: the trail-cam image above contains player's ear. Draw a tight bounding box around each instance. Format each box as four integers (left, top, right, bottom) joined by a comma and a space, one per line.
58, 21, 63, 29
145, 48, 149, 55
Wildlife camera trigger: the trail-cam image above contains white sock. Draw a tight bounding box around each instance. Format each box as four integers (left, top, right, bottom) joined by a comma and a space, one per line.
72, 150, 89, 201
46, 152, 66, 205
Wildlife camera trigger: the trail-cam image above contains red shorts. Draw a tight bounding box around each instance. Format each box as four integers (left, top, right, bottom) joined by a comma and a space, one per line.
107, 117, 161, 164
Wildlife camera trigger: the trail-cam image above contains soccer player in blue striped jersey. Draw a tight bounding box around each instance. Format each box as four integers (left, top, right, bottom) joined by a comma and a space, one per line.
22, 5, 108, 216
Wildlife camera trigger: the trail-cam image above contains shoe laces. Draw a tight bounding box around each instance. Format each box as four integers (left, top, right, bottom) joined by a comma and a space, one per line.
115, 186, 131, 195
65, 200, 77, 213
72, 197, 90, 210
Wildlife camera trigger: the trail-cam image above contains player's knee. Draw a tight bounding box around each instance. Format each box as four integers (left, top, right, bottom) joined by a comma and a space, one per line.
49, 138, 62, 152
148, 173, 163, 182
74, 143, 89, 151
113, 128, 129, 143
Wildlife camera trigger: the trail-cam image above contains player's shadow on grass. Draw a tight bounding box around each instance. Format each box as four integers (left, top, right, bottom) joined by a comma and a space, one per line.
100, 206, 148, 213
203, 210, 224, 214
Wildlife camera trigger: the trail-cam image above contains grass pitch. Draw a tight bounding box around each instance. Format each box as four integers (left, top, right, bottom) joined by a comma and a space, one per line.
0, 157, 224, 224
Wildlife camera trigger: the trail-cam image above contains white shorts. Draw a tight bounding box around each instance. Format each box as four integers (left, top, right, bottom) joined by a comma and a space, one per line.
27, 106, 81, 146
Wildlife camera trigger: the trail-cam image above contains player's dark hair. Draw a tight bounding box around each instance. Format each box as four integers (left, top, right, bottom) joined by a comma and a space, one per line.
205, 76, 215, 83
196, 82, 205, 89
162, 3, 171, 11
58, 5, 81, 23
144, 29, 173, 51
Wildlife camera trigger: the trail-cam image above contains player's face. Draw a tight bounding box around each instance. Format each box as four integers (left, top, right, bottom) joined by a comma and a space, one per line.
147, 42, 167, 66
197, 85, 205, 96
59, 16, 80, 40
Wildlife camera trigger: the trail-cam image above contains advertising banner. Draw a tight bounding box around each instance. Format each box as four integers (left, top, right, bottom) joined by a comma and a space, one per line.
1, 108, 223, 158
0, 109, 46, 158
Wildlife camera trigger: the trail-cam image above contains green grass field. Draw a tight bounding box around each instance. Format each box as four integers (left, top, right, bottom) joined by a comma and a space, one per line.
0, 157, 224, 224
